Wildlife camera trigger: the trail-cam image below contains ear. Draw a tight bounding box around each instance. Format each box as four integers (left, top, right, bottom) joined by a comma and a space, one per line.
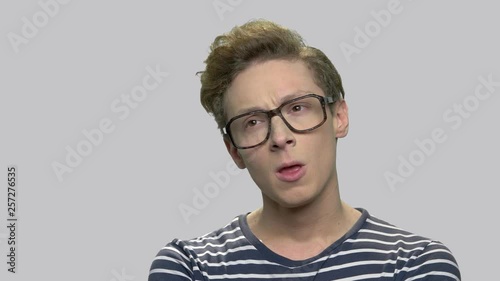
223, 136, 247, 169
334, 100, 349, 138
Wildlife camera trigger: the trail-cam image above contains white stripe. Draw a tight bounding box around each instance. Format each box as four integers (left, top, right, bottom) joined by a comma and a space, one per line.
345, 238, 431, 246
397, 258, 460, 275
149, 268, 190, 280
359, 229, 419, 238
197, 256, 329, 270
319, 259, 396, 274
161, 245, 190, 262
404, 271, 460, 281
198, 258, 286, 268
334, 247, 425, 257
201, 270, 317, 280
187, 236, 246, 250
419, 248, 456, 262
366, 218, 406, 231
331, 272, 395, 281
195, 226, 241, 242
153, 256, 193, 274
196, 245, 256, 257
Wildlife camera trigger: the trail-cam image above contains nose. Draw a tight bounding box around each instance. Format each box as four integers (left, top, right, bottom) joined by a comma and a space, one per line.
269, 115, 296, 149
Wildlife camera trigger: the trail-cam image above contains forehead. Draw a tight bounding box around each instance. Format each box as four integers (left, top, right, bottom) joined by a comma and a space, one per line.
224, 59, 323, 117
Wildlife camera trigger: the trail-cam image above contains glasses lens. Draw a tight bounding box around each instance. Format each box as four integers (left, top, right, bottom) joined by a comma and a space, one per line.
229, 112, 269, 148
281, 96, 325, 131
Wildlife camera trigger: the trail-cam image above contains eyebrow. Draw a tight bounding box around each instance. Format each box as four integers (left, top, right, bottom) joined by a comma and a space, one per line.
234, 91, 309, 116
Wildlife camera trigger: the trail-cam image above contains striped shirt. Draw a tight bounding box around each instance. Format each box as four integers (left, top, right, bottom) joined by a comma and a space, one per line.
149, 209, 461, 280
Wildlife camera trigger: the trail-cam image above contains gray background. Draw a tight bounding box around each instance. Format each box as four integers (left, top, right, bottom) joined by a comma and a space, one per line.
1, 0, 498, 280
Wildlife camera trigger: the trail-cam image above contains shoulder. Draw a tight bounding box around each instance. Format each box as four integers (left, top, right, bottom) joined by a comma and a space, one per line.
353, 210, 461, 280
148, 215, 247, 281
148, 240, 192, 281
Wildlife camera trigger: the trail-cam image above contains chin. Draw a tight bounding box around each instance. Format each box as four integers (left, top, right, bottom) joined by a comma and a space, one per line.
273, 190, 318, 209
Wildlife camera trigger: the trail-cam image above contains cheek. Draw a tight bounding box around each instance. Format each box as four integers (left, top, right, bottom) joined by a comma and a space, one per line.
308, 124, 336, 147
239, 148, 272, 181
309, 130, 337, 166
244, 156, 273, 191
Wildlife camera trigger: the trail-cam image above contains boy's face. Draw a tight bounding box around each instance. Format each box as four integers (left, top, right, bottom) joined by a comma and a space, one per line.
223, 59, 349, 208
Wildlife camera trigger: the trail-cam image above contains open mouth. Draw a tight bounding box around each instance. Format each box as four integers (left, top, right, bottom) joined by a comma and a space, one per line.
278, 165, 302, 174
276, 163, 305, 182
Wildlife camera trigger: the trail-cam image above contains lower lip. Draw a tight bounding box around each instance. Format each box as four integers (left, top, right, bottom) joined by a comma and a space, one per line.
275, 165, 306, 182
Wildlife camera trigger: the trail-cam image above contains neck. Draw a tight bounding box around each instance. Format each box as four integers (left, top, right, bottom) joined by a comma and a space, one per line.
248, 177, 360, 245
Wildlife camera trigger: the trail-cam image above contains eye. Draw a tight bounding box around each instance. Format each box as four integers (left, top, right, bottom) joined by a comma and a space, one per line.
292, 105, 304, 112
244, 117, 265, 129
246, 119, 260, 127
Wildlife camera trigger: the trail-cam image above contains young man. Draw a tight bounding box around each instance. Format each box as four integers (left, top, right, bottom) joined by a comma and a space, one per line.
149, 19, 461, 280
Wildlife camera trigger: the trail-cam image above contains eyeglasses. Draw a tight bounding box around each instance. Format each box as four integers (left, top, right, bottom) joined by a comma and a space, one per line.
222, 93, 335, 149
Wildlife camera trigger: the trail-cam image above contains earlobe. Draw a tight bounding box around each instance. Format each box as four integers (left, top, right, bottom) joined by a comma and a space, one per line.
334, 100, 349, 138
223, 137, 246, 169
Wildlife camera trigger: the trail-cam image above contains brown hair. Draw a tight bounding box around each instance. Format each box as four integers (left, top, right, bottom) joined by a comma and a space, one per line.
199, 19, 345, 130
